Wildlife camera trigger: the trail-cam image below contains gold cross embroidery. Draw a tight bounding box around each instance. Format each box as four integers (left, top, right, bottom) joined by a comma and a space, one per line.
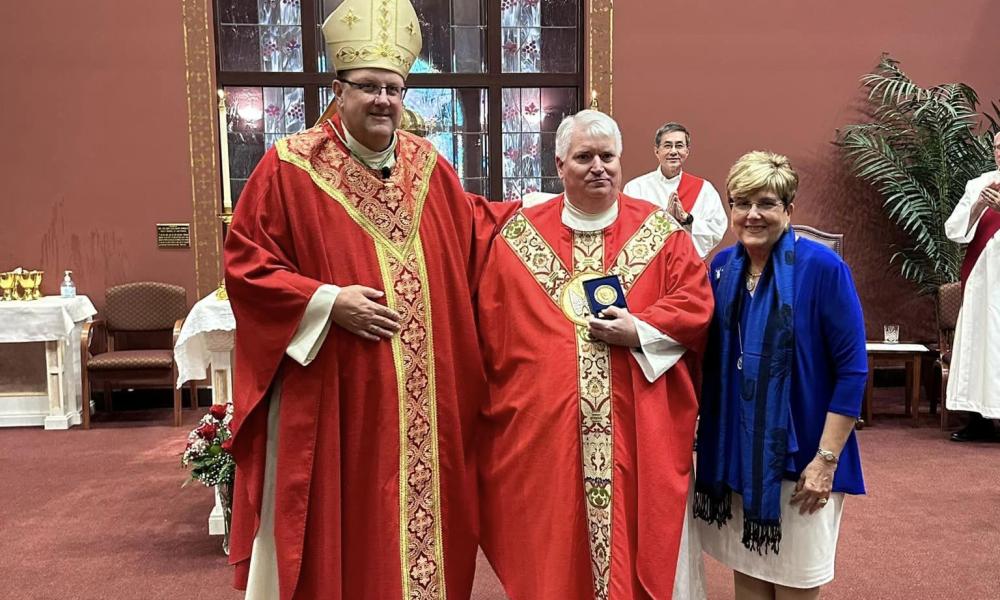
340, 8, 361, 28
406, 20, 418, 37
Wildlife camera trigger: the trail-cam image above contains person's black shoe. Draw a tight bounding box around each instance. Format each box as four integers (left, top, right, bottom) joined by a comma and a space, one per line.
950, 420, 998, 442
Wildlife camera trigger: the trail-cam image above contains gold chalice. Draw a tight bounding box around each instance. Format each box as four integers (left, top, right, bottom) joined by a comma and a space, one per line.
31, 270, 43, 299
0, 272, 15, 301
17, 271, 36, 301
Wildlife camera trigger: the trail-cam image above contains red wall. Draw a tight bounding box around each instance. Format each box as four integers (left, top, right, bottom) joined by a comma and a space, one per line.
614, 1, 1000, 340
0, 2, 199, 311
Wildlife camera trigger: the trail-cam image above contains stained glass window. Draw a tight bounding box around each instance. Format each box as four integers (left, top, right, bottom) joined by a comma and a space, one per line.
218, 0, 304, 72
214, 0, 583, 204
223, 86, 306, 201
502, 87, 576, 200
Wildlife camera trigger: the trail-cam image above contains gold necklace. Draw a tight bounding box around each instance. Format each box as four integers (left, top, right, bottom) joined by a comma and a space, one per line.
745, 270, 762, 292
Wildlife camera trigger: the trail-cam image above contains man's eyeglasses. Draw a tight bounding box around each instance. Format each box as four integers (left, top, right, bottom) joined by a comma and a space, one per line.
338, 79, 407, 99
658, 142, 688, 150
729, 199, 786, 214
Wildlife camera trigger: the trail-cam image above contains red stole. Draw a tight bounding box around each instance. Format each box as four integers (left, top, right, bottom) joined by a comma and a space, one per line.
676, 172, 705, 213
960, 209, 1000, 286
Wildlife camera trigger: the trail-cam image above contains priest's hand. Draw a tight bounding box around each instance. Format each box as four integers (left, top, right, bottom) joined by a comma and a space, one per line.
666, 192, 685, 222
332, 285, 402, 341
588, 306, 640, 348
980, 186, 1000, 212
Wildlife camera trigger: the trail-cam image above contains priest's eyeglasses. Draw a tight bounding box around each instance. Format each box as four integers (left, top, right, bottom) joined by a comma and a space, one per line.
729, 199, 786, 214
338, 79, 408, 100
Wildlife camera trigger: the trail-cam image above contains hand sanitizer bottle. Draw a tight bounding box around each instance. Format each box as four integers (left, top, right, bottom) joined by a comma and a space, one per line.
60, 270, 76, 298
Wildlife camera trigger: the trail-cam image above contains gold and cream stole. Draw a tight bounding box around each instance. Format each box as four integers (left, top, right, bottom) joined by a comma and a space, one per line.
500, 209, 679, 600
278, 126, 446, 600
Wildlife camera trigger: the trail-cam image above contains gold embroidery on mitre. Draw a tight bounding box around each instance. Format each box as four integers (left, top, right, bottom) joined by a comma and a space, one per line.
322, 0, 422, 78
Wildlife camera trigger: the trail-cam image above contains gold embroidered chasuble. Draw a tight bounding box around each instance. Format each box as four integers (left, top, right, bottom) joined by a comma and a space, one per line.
277, 125, 447, 600
499, 209, 680, 599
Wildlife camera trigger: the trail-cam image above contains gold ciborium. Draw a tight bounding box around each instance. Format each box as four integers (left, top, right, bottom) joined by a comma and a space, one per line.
0, 272, 16, 301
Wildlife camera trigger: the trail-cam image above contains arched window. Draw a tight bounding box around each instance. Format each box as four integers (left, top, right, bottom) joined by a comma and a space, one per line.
215, 0, 583, 204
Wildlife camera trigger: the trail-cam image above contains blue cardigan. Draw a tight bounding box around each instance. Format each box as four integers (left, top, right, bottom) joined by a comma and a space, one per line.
709, 238, 867, 495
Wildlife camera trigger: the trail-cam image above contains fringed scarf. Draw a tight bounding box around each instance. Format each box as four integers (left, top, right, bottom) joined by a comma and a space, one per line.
694, 230, 795, 554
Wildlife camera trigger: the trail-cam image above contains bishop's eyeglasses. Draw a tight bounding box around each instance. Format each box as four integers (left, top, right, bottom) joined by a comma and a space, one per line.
338, 79, 408, 100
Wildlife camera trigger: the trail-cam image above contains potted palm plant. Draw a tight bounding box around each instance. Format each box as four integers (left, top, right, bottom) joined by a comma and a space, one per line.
837, 54, 999, 294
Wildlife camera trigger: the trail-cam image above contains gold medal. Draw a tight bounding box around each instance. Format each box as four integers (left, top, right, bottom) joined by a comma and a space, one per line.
593, 284, 618, 306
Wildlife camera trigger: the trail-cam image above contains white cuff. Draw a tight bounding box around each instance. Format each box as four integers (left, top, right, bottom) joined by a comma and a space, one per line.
629, 316, 686, 383
286, 284, 341, 366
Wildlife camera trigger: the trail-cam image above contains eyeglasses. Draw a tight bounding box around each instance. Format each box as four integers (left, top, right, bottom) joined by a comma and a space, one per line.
338, 79, 407, 99
729, 199, 786, 214
658, 142, 688, 150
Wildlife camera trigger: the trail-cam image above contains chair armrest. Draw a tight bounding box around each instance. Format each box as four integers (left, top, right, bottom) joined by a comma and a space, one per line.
173, 317, 185, 347
81, 319, 108, 361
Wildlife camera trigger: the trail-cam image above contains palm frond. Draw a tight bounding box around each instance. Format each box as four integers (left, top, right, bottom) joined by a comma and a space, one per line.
836, 54, 995, 292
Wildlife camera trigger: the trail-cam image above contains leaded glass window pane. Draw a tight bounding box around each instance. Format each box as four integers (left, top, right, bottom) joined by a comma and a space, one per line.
225, 86, 306, 202
317, 0, 486, 73
218, 0, 303, 72
501, 0, 578, 74
502, 87, 577, 200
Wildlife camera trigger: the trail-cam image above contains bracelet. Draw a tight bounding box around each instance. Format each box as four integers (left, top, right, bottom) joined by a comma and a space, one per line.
816, 448, 839, 464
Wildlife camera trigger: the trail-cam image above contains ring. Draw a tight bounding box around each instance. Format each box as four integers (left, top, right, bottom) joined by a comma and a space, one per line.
817, 497, 828, 505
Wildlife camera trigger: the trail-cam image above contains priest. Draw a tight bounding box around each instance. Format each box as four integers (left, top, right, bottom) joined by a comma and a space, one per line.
223, 0, 513, 598
943, 131, 1000, 442
477, 110, 714, 599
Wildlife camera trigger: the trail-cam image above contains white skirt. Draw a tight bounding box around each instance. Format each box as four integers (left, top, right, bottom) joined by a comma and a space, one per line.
696, 480, 845, 589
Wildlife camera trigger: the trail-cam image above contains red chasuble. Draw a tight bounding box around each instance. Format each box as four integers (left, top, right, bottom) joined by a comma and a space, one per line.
477, 195, 714, 600
676, 172, 705, 214
224, 116, 512, 600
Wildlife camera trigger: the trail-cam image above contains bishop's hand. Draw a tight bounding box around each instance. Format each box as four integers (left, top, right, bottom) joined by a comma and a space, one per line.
587, 306, 640, 348
331, 285, 402, 342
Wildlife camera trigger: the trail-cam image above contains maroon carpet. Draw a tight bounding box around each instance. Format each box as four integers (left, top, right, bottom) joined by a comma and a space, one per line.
1, 390, 997, 599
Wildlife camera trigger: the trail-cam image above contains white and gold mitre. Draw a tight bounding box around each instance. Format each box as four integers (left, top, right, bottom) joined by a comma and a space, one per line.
322, 0, 422, 78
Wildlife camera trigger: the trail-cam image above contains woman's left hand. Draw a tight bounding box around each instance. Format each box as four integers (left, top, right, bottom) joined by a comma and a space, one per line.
789, 457, 836, 515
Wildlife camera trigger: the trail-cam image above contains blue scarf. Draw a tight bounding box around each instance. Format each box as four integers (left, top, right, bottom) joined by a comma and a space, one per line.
694, 230, 795, 554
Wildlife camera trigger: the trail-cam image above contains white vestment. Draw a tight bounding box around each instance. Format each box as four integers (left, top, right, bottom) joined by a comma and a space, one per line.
623, 169, 727, 258
944, 169, 1000, 418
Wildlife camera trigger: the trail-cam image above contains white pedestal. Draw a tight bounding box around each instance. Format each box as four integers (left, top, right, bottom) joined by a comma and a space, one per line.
208, 485, 226, 536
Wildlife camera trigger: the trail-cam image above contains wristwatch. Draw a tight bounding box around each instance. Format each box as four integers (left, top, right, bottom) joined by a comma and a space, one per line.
680, 212, 694, 226
816, 448, 839, 464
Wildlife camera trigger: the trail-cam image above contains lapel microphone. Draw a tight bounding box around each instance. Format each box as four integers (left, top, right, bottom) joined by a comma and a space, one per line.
380, 166, 391, 179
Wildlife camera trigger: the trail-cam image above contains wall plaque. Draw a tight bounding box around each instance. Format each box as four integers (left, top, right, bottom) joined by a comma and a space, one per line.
156, 223, 191, 248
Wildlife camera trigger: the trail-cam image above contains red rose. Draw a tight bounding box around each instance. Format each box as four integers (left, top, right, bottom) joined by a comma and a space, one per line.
209, 404, 227, 420
198, 422, 218, 440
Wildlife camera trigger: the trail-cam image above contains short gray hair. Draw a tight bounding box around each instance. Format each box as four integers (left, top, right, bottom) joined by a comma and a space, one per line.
555, 110, 623, 160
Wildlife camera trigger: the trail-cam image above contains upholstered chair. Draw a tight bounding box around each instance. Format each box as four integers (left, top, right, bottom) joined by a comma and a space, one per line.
80, 282, 194, 428
792, 224, 845, 258
933, 282, 963, 429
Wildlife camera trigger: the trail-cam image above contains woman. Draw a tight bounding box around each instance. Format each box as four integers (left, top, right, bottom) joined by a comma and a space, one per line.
694, 151, 867, 599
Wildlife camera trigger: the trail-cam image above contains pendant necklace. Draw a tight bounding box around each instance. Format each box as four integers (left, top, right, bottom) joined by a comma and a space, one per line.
737, 322, 744, 370
745, 270, 762, 292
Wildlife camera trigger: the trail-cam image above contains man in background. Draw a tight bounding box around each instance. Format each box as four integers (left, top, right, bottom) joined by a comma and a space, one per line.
943, 131, 1000, 442
623, 122, 727, 258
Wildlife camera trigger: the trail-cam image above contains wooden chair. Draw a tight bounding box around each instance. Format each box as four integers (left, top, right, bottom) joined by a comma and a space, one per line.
931, 282, 963, 429
792, 224, 844, 258
80, 282, 195, 428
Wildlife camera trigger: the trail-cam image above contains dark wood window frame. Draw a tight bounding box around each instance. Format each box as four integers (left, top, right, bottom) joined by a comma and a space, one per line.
214, 1, 584, 201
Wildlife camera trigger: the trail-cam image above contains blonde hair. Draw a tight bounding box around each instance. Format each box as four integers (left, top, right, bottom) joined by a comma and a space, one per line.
726, 151, 799, 205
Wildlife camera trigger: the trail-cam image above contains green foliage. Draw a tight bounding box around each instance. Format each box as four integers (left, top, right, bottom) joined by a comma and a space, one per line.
837, 54, 999, 294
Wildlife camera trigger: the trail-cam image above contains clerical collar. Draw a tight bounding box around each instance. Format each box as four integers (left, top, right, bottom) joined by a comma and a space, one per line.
658, 169, 683, 184
331, 120, 398, 170
562, 194, 618, 231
